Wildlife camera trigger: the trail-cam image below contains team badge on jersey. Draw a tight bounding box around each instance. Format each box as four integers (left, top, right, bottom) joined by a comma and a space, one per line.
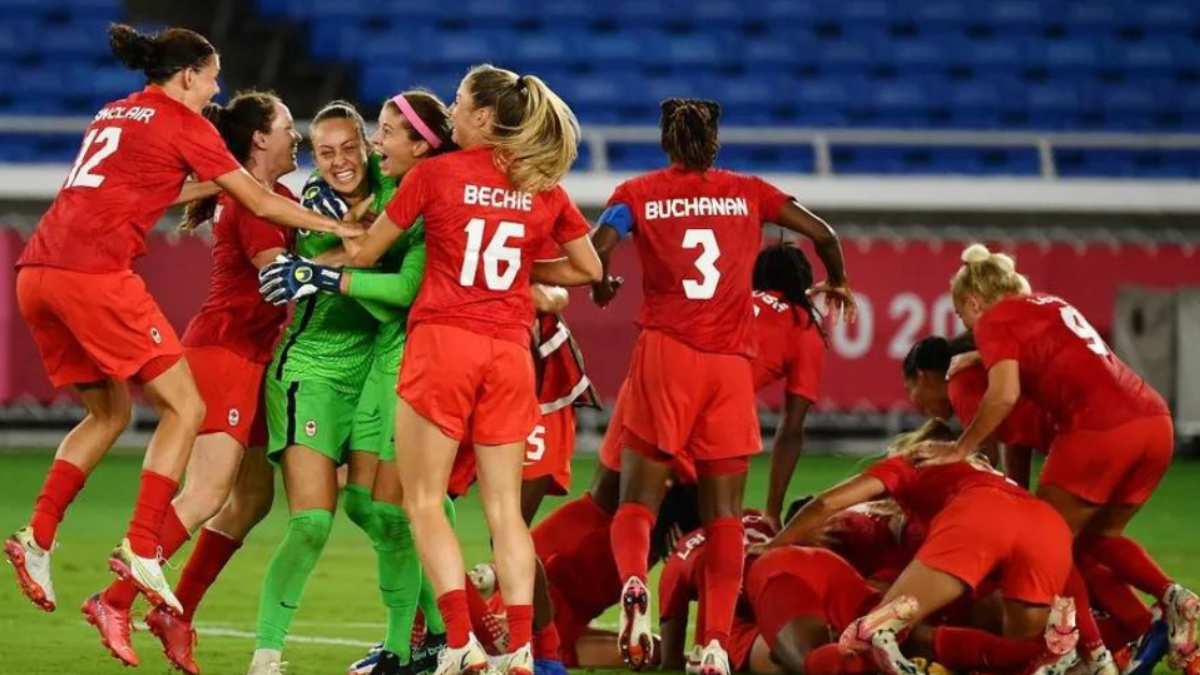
149, 327, 162, 344
228, 408, 240, 427
305, 420, 317, 437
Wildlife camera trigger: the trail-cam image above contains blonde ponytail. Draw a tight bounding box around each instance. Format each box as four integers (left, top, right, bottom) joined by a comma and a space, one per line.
950, 243, 1031, 304
464, 65, 579, 193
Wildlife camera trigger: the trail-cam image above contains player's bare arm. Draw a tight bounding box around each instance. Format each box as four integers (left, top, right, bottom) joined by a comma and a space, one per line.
775, 201, 857, 324
340, 209, 404, 267
530, 234, 603, 286
170, 180, 219, 206
214, 168, 361, 238
952, 359, 1020, 460
760, 474, 887, 552
765, 393, 812, 530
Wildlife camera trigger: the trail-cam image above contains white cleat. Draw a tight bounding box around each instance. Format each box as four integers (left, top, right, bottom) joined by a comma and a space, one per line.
697, 640, 731, 675
870, 630, 925, 675
1163, 584, 1200, 671
108, 538, 182, 615
839, 595, 919, 654
433, 633, 489, 675
618, 577, 654, 670
1028, 596, 1081, 675
1068, 647, 1120, 675
4, 526, 56, 612
247, 649, 287, 675
498, 643, 534, 675
685, 645, 704, 675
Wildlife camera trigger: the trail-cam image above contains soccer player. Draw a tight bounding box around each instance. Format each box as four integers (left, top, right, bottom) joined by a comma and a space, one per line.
74, 90, 300, 672
260, 92, 460, 675
760, 420, 1079, 675
4, 23, 356, 619
927, 244, 1199, 672
593, 98, 853, 675
339, 64, 602, 675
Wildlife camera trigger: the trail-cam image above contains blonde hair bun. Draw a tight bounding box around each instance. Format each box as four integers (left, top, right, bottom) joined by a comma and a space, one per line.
961, 243, 992, 264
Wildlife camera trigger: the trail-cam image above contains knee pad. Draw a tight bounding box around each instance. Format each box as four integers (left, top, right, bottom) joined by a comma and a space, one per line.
287, 508, 334, 550
343, 485, 376, 533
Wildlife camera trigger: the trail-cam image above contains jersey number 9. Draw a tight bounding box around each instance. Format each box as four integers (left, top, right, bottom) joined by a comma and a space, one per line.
460, 218, 524, 291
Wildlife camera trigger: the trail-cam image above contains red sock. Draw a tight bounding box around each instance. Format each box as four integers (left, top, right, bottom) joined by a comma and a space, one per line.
804, 644, 875, 675
1065, 565, 1106, 654
103, 506, 191, 610
175, 527, 242, 621
125, 470, 179, 558
437, 589, 472, 649
30, 459, 87, 550
1081, 561, 1154, 643
533, 621, 562, 660
464, 579, 505, 653
532, 494, 613, 561
933, 626, 1044, 670
701, 516, 744, 647
1078, 535, 1173, 600
507, 604, 534, 652
611, 503, 655, 582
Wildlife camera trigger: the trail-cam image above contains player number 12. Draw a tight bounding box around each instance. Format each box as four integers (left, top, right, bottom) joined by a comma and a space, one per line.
65, 127, 122, 189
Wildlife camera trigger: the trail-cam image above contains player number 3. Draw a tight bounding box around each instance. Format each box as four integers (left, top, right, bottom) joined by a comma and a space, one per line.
460, 218, 525, 291
683, 228, 721, 300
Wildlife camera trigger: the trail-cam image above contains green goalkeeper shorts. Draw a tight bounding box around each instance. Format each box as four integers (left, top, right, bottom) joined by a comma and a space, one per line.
265, 376, 357, 465
350, 367, 399, 462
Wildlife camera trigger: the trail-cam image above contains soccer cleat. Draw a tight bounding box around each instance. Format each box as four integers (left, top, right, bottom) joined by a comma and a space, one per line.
82, 593, 139, 667
533, 657, 568, 675
4, 526, 56, 612
412, 632, 447, 675
432, 633, 489, 675
618, 577, 654, 670
869, 630, 924, 675
1123, 619, 1168, 675
368, 650, 409, 675
697, 639, 731, 675
247, 650, 288, 675
839, 595, 919, 654
1045, 596, 1080, 657
348, 643, 384, 675
146, 605, 201, 675
1163, 584, 1200, 671
108, 538, 182, 615
1070, 647, 1119, 675
685, 645, 704, 675
499, 643, 534, 675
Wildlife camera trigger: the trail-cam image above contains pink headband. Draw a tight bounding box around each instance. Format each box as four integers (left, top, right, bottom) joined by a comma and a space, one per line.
391, 94, 443, 149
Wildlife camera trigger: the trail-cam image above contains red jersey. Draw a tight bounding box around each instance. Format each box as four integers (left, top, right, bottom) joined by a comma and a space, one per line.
658, 513, 775, 620
974, 294, 1168, 432
384, 146, 592, 346
864, 455, 1024, 524
18, 87, 241, 273
750, 290, 826, 399
823, 507, 919, 580
182, 186, 296, 363
949, 363, 1055, 451
608, 166, 792, 356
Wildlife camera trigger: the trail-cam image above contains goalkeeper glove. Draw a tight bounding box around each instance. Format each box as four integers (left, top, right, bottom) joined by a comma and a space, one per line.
258, 253, 343, 305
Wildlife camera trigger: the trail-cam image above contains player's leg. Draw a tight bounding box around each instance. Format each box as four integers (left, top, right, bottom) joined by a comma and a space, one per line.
695, 463, 748, 649
766, 616, 833, 675
6, 379, 129, 612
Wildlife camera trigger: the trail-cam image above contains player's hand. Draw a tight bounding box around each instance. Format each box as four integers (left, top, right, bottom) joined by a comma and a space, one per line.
345, 195, 379, 226
911, 440, 965, 466
334, 220, 367, 239
808, 281, 857, 325
590, 275, 624, 308
946, 351, 982, 379
257, 253, 344, 305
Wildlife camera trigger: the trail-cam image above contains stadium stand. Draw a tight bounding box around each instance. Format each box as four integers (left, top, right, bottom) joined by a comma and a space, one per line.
1, 0, 1199, 177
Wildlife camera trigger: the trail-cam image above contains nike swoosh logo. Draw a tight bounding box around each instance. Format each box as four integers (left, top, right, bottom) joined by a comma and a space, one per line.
280, 601, 299, 609
459, 651, 473, 671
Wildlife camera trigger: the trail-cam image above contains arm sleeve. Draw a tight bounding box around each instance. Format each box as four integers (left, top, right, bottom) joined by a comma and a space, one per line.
384, 162, 431, 230
750, 176, 794, 223
551, 188, 593, 244
346, 239, 427, 309
176, 113, 242, 181
786, 317, 826, 401
862, 456, 915, 498
975, 314, 1022, 366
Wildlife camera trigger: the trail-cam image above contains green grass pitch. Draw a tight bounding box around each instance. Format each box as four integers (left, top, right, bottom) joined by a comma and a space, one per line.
0, 450, 1197, 674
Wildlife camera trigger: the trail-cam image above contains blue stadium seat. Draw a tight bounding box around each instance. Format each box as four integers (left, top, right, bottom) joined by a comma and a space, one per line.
607, 142, 666, 170
717, 144, 815, 173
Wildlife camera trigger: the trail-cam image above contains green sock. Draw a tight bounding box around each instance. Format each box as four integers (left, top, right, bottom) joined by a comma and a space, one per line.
416, 496, 457, 636
374, 501, 422, 661
343, 484, 378, 538
255, 509, 334, 651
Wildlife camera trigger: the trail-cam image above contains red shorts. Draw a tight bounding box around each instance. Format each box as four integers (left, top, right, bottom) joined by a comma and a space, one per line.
1042, 415, 1174, 506
447, 407, 574, 496
917, 488, 1072, 606
185, 345, 268, 448
746, 547, 878, 642
16, 267, 182, 387
599, 378, 700, 482
399, 324, 538, 445
620, 330, 761, 463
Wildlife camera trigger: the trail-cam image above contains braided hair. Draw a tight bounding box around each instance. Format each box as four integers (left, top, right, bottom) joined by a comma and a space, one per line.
753, 242, 826, 342
660, 98, 721, 171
